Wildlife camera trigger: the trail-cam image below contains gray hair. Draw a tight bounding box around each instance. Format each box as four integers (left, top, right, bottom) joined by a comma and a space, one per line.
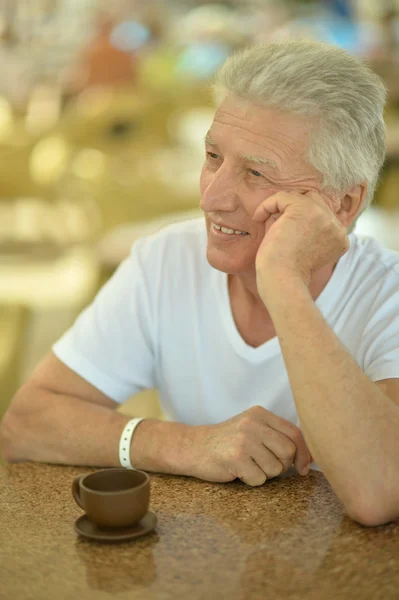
212, 41, 387, 230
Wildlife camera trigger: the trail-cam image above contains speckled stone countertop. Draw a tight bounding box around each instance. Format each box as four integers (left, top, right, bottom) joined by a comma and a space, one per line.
1, 463, 399, 600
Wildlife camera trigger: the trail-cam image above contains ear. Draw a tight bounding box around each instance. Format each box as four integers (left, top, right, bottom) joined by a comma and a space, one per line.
336, 183, 368, 228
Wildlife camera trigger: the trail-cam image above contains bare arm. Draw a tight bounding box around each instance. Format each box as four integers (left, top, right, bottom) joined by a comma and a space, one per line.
0, 352, 192, 471
0, 353, 311, 484
263, 274, 399, 527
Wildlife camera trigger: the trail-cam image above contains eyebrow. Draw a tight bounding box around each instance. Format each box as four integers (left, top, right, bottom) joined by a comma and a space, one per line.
239, 154, 277, 169
204, 133, 277, 170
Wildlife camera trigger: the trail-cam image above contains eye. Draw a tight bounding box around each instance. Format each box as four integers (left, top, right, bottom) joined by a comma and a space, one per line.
206, 151, 220, 160
249, 169, 262, 177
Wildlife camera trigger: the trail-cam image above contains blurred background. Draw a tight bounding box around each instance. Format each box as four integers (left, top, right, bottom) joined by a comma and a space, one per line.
0, 0, 398, 444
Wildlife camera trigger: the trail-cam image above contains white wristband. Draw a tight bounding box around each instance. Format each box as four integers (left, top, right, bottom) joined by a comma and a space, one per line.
119, 417, 144, 470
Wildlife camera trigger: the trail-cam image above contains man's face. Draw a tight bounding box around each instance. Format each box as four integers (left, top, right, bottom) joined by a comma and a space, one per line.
200, 96, 323, 276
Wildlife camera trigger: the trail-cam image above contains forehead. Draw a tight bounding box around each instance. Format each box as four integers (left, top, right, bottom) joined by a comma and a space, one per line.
208, 96, 313, 166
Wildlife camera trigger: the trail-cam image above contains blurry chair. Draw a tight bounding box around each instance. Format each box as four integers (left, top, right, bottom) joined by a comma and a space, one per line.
52, 86, 195, 235
57, 87, 173, 152
0, 145, 50, 200
0, 244, 100, 379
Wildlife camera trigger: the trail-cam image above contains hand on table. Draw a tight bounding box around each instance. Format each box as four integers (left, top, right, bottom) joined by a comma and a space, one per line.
188, 406, 312, 486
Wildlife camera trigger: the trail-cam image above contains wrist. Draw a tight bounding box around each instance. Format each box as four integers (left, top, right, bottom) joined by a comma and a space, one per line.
129, 418, 197, 476
119, 417, 145, 469
257, 266, 310, 308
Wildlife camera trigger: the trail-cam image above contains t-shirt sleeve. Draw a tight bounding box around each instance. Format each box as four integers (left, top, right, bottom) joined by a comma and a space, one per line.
362, 271, 399, 382
52, 237, 157, 403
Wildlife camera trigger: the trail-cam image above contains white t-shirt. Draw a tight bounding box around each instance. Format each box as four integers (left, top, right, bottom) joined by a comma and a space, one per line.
53, 218, 399, 432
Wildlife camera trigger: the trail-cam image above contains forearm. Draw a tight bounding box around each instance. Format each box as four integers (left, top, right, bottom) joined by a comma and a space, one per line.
264, 274, 399, 522
0, 385, 194, 474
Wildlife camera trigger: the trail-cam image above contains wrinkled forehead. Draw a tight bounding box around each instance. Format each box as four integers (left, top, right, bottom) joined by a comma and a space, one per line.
212, 97, 312, 145
208, 96, 317, 174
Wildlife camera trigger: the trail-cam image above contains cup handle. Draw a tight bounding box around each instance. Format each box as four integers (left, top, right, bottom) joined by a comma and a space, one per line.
72, 475, 85, 510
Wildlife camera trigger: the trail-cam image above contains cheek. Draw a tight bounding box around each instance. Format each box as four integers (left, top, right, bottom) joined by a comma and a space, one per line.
243, 185, 280, 218
245, 186, 280, 245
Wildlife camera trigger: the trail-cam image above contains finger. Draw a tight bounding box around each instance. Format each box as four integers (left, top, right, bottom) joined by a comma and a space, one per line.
236, 458, 268, 487
252, 200, 273, 222
252, 192, 295, 222
248, 407, 312, 474
250, 445, 284, 480
259, 426, 297, 473
289, 429, 312, 475
262, 413, 312, 474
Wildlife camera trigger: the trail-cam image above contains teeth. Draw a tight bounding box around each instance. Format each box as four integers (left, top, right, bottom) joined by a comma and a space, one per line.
213, 223, 247, 235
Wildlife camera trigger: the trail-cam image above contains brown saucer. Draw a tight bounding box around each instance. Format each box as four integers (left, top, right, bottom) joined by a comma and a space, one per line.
74, 511, 157, 542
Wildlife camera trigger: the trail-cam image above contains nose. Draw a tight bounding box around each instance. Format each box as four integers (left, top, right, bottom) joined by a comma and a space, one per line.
200, 162, 240, 214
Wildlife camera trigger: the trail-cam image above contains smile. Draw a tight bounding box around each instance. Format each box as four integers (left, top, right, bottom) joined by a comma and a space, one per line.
211, 222, 249, 236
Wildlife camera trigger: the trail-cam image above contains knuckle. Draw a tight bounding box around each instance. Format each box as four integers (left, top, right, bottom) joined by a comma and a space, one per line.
237, 416, 252, 434
268, 463, 283, 478
238, 408, 262, 430
280, 441, 296, 462
287, 423, 302, 441
248, 405, 265, 417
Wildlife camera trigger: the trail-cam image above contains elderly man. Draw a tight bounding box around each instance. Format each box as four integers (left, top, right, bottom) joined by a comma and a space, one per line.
1, 41, 398, 526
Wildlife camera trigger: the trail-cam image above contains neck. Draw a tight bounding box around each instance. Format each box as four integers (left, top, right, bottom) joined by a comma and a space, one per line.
229, 262, 337, 312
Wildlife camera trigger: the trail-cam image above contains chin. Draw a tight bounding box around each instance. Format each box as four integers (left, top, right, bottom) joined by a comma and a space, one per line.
206, 245, 255, 276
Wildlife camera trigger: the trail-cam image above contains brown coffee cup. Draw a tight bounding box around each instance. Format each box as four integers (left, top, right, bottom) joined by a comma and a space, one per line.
72, 468, 150, 528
